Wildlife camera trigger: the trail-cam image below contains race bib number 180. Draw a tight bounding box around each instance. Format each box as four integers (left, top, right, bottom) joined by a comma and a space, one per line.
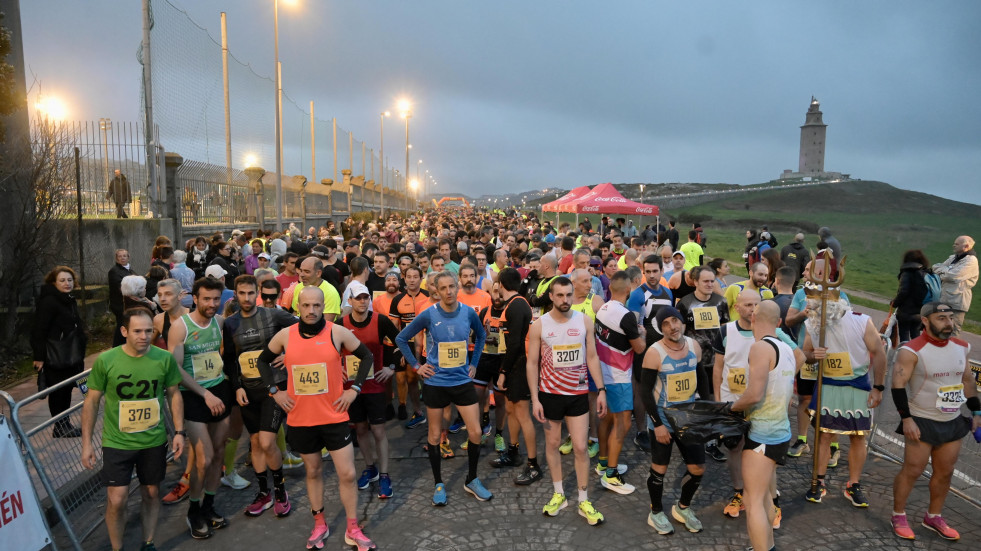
692, 307, 720, 330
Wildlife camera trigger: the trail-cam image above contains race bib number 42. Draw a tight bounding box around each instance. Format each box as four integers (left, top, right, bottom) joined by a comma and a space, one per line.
726, 368, 747, 394
118, 399, 160, 433
439, 341, 467, 369
191, 351, 223, 383
666, 370, 696, 403
292, 363, 328, 395
552, 343, 583, 370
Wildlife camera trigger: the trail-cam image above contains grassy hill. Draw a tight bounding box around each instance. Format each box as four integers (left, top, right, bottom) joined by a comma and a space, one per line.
542, 180, 981, 324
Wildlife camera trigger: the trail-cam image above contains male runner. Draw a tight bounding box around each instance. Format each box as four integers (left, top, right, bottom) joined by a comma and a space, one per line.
82, 308, 185, 551
341, 282, 400, 500
890, 302, 980, 541
256, 286, 377, 550
528, 277, 608, 525
224, 275, 297, 517
724, 262, 774, 321
290, 257, 342, 321
640, 307, 705, 536
730, 301, 799, 551
395, 270, 491, 504
595, 272, 646, 495
168, 276, 233, 539
472, 279, 508, 454
451, 264, 493, 434
389, 265, 430, 427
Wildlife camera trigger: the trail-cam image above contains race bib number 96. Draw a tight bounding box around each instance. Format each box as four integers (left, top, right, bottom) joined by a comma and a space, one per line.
439, 341, 467, 369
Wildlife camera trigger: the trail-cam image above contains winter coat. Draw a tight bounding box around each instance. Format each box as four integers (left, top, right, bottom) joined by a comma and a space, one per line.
932, 250, 979, 311
892, 262, 928, 322
108, 263, 135, 316
31, 284, 86, 364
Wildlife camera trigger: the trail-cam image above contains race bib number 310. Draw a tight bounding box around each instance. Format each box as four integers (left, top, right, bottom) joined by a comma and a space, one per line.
666, 371, 696, 403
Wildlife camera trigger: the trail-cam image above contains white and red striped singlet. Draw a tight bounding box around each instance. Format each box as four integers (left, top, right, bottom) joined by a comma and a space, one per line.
539, 310, 589, 395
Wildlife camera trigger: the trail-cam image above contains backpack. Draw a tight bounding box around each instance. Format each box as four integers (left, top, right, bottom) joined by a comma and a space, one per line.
922, 272, 942, 304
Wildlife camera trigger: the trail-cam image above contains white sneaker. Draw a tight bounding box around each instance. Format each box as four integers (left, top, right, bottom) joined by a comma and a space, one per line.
282, 451, 303, 469
220, 471, 251, 490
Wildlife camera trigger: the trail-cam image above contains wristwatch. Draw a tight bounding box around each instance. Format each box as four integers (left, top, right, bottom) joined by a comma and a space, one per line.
873, 384, 885, 392
174, 430, 187, 437
268, 385, 279, 396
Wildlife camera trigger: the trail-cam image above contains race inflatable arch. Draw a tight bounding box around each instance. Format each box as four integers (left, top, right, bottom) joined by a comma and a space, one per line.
434, 197, 471, 208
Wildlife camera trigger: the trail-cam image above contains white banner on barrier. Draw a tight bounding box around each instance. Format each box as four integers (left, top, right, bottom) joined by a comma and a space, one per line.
0, 417, 51, 551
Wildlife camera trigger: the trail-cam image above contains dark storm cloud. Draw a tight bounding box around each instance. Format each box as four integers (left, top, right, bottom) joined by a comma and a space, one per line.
20, 1, 981, 203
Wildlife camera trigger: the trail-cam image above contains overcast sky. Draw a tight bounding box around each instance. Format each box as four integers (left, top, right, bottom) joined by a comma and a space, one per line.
19, 0, 981, 204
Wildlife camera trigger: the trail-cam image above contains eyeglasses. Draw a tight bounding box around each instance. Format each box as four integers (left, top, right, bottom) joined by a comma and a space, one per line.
261, 293, 278, 301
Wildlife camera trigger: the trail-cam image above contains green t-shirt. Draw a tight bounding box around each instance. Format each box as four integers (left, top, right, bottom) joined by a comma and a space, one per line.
679, 241, 704, 271
180, 314, 225, 390
89, 346, 182, 450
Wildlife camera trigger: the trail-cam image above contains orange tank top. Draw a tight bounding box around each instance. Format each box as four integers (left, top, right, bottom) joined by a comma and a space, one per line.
284, 322, 347, 426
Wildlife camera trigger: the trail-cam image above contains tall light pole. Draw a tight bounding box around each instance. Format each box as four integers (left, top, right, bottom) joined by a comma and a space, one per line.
399, 99, 411, 208
272, 0, 293, 231
417, 159, 423, 199
380, 111, 390, 217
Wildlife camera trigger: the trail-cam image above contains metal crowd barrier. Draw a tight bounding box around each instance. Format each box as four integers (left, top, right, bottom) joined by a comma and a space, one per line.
867, 353, 981, 509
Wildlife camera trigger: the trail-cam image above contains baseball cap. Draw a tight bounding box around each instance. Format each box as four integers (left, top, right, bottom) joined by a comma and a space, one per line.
258, 252, 271, 260
311, 245, 329, 258
672, 251, 685, 259
205, 265, 226, 279
589, 258, 602, 268
920, 301, 953, 317
347, 281, 371, 299
655, 306, 684, 330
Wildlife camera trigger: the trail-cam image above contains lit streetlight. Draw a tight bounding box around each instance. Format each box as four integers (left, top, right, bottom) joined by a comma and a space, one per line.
34, 95, 68, 121
380, 110, 390, 216
399, 99, 412, 210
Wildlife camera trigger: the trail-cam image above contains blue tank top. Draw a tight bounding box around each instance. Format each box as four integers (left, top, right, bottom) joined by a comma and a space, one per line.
646, 337, 698, 432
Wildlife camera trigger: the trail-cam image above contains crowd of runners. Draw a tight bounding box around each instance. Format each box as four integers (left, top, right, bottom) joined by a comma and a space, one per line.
65, 207, 979, 551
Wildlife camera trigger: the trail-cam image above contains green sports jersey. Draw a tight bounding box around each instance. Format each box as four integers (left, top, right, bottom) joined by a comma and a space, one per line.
89, 346, 182, 450
180, 313, 224, 390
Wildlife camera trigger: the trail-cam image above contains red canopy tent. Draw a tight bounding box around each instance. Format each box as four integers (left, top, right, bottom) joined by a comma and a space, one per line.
558, 183, 659, 215
541, 185, 592, 212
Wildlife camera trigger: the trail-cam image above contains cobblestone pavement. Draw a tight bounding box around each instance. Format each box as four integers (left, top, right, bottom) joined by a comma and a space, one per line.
84, 408, 977, 551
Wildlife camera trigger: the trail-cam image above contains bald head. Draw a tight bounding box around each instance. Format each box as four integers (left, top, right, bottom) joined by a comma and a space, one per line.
753, 300, 781, 327
540, 255, 558, 275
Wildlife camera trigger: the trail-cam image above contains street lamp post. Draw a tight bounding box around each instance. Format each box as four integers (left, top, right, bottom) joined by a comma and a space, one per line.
399, 99, 411, 209
380, 111, 389, 218
417, 159, 422, 200
272, 0, 285, 232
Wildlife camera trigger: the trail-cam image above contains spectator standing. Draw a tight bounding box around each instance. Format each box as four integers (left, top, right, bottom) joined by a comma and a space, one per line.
107, 169, 131, 218
109, 249, 135, 346
932, 235, 978, 335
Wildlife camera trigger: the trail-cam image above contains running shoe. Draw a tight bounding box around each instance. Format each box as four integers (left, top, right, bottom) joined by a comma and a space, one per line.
922, 514, 959, 541
787, 439, 809, 457
671, 503, 703, 533
439, 438, 455, 459
162, 482, 190, 505
634, 431, 652, 452
201, 506, 228, 529
595, 463, 629, 476
827, 446, 840, 468
306, 519, 329, 550
405, 412, 427, 429
805, 483, 827, 504
283, 451, 304, 470
139, 542, 157, 551
397, 404, 408, 420
600, 472, 636, 495
542, 492, 568, 516
723, 492, 744, 518
494, 434, 506, 453
357, 466, 379, 490
220, 471, 251, 490
891, 514, 915, 540
274, 491, 291, 517
772, 506, 782, 530
448, 417, 466, 434
843, 482, 869, 507
321, 448, 331, 461
464, 478, 493, 501
515, 465, 543, 486
705, 442, 727, 462
578, 500, 604, 526
377, 475, 393, 499
186, 512, 213, 540
647, 511, 674, 535
558, 435, 573, 455
587, 440, 599, 458
244, 492, 272, 517
432, 483, 447, 506
490, 449, 519, 468
344, 525, 377, 550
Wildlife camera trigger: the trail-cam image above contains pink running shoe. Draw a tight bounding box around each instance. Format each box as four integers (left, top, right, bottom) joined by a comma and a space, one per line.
306, 519, 329, 550
274, 491, 292, 517
921, 514, 959, 541
244, 492, 272, 517
891, 514, 915, 540
344, 525, 377, 550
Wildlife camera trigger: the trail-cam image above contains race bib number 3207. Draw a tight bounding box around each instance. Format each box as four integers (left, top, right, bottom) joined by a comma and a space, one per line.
552, 343, 583, 370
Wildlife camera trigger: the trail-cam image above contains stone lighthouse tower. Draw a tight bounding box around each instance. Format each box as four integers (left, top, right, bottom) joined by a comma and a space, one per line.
798, 97, 827, 174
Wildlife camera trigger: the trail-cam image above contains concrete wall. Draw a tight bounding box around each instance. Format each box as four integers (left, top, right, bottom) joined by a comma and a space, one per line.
57, 218, 175, 286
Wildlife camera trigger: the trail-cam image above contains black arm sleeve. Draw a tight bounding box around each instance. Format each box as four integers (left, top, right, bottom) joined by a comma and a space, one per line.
639, 367, 663, 427
256, 346, 280, 388
502, 300, 531, 370
892, 387, 911, 419
350, 344, 374, 388
377, 314, 402, 366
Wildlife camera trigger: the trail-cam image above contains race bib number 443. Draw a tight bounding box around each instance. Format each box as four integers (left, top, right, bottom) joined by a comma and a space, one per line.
292, 363, 328, 395
119, 399, 160, 433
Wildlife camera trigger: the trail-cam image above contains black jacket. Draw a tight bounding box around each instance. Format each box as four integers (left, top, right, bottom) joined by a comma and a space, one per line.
108, 263, 135, 316
209, 255, 239, 289
32, 284, 86, 363
893, 262, 928, 321
780, 242, 811, 278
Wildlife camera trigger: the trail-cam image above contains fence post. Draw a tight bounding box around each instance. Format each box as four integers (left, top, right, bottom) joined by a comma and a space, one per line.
245, 166, 266, 231
321, 179, 333, 219
343, 169, 353, 214
164, 152, 183, 240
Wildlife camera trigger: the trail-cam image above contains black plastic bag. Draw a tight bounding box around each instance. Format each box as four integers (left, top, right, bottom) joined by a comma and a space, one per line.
661, 401, 749, 446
